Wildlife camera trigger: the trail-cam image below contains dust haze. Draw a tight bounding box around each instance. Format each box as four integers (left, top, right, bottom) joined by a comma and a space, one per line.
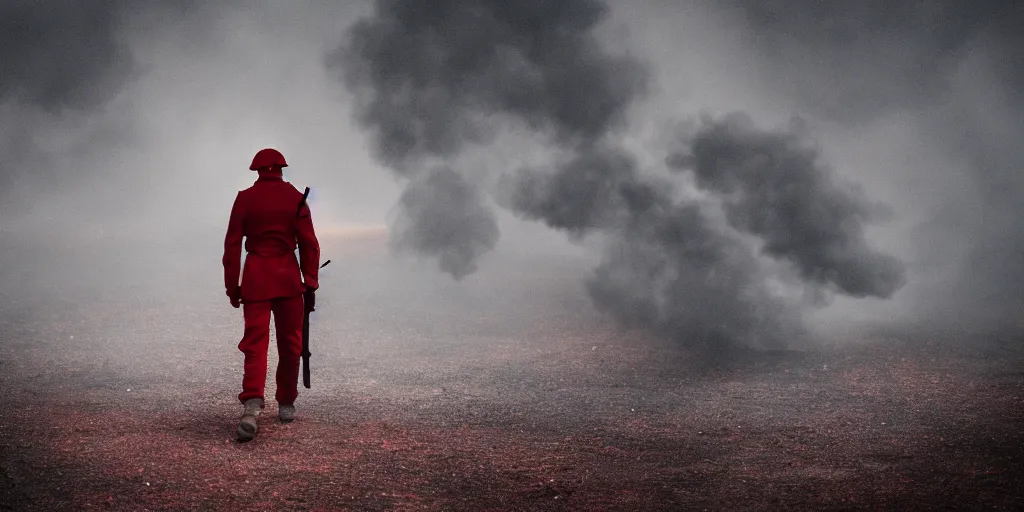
2, 2, 1023, 508
1, 0, 1021, 365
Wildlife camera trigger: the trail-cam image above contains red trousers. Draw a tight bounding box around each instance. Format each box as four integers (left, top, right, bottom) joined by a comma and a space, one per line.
238, 294, 304, 405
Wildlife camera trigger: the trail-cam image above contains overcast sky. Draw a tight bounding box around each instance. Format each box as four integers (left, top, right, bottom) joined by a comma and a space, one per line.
1, 0, 1020, 344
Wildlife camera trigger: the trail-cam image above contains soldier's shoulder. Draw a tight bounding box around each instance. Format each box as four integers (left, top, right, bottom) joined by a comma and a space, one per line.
284, 182, 305, 197
234, 184, 263, 204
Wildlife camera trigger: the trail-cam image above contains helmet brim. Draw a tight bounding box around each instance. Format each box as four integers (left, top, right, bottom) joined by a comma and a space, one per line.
249, 163, 289, 171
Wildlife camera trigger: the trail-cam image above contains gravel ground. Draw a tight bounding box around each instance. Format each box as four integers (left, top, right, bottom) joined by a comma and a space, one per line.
1, 233, 1022, 510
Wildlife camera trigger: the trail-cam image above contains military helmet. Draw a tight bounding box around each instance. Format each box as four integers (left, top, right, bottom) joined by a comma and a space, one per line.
249, 148, 288, 170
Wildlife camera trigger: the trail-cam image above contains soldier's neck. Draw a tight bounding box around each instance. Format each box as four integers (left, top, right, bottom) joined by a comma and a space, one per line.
256, 170, 284, 181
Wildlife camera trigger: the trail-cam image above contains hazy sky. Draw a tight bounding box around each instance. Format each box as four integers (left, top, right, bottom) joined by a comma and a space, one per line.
2, 1, 1021, 344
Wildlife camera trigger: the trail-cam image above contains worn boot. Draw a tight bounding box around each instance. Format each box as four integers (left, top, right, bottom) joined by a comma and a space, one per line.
236, 398, 263, 442
278, 403, 296, 423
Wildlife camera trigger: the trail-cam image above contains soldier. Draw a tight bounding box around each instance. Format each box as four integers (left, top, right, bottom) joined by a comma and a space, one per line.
223, 148, 320, 442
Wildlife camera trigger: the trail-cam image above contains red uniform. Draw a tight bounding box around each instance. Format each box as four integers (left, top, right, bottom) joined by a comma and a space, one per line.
223, 169, 320, 406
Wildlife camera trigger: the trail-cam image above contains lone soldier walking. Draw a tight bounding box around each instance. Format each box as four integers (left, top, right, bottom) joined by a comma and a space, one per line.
223, 148, 320, 441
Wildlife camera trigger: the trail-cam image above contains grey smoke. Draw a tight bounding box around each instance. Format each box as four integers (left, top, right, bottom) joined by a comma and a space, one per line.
667, 113, 906, 299
0, 0, 132, 198
336, 0, 646, 170
729, 0, 1024, 122
0, 0, 194, 110
333, 0, 647, 276
508, 146, 638, 235
0, 1, 135, 111
588, 208, 799, 350
505, 143, 803, 350
0, 0, 196, 217
337, 0, 904, 348
723, 0, 1024, 332
391, 167, 498, 279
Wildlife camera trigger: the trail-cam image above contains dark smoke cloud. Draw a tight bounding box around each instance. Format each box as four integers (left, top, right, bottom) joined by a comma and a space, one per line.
723, 1, 1024, 332
333, 0, 647, 275
0, 1, 196, 108
588, 210, 799, 350
0, 0, 132, 197
337, 0, 903, 348
0, 1, 134, 111
337, 0, 646, 170
507, 146, 637, 235
0, 0, 196, 216
499, 131, 800, 350
667, 113, 906, 299
391, 167, 498, 279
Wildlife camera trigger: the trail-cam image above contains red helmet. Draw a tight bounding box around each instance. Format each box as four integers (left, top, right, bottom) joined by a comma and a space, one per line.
249, 148, 288, 170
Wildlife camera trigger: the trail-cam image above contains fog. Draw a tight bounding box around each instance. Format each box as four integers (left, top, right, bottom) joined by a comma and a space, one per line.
1, 0, 1021, 357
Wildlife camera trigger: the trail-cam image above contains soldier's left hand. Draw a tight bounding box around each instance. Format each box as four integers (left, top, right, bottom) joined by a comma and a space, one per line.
228, 287, 242, 308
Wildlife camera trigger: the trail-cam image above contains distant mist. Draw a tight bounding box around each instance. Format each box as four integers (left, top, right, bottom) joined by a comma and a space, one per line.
2, 1, 1019, 355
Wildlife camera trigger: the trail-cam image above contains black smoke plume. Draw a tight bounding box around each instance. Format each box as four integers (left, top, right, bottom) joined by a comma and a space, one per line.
0, 0, 134, 198
333, 0, 646, 275
0, 0, 194, 216
667, 113, 906, 299
506, 144, 802, 349
337, 0, 904, 348
531, 150, 801, 349
391, 167, 498, 279
337, 0, 645, 169
0, 1, 134, 111
725, 0, 1024, 332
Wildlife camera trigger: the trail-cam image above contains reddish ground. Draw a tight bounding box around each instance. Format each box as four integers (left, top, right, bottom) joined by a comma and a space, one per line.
1, 234, 1022, 510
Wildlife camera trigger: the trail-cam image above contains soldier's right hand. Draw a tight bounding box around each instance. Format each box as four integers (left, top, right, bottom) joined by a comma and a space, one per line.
304, 286, 316, 312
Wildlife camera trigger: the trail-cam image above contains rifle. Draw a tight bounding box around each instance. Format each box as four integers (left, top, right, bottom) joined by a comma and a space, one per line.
302, 259, 330, 388
297, 186, 327, 389
297, 186, 311, 216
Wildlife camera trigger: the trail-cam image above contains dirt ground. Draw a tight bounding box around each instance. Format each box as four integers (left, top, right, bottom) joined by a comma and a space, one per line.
1, 233, 1022, 510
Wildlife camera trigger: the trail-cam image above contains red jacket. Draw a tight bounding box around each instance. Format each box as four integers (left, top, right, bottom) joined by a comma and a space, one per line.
223, 172, 320, 302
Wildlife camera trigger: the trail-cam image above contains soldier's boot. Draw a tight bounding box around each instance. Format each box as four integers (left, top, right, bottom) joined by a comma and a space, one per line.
236, 398, 263, 442
278, 403, 296, 423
